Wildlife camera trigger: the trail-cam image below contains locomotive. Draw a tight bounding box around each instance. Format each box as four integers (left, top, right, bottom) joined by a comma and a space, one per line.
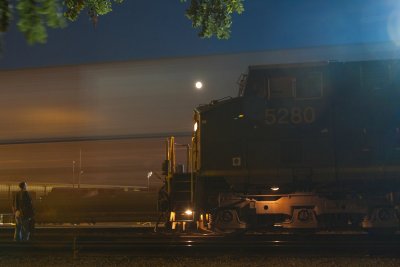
159, 59, 400, 232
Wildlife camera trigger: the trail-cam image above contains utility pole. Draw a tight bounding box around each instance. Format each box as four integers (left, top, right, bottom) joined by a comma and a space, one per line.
72, 160, 75, 188
78, 149, 82, 189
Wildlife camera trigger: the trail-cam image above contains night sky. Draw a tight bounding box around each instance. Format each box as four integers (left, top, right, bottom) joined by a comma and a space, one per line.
1, 0, 400, 69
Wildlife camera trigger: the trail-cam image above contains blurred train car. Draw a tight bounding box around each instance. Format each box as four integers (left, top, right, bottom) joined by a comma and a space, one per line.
0, 186, 158, 225
35, 187, 158, 224
162, 59, 400, 232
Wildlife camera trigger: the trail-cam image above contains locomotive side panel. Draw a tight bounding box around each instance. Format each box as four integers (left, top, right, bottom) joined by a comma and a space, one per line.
196, 60, 400, 190
332, 61, 400, 186
198, 98, 245, 175
244, 65, 335, 185
197, 63, 337, 187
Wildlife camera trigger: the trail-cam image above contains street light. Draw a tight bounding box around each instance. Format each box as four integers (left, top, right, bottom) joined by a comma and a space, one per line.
147, 171, 153, 191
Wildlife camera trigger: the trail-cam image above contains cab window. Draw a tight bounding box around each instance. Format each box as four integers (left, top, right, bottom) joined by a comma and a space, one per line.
267, 72, 323, 99
296, 72, 323, 99
267, 77, 296, 99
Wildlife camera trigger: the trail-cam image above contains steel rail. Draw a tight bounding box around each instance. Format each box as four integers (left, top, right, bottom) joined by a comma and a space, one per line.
0, 228, 400, 256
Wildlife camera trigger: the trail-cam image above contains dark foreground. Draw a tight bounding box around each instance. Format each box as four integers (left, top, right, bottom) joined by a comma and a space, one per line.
2, 226, 400, 255
2, 226, 400, 266
0, 254, 400, 267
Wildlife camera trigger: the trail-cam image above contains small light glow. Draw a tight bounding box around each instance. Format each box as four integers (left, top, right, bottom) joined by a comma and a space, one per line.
271, 186, 280, 191
195, 81, 203, 89
238, 114, 244, 118
147, 171, 153, 178
194, 122, 198, 132
185, 209, 193, 215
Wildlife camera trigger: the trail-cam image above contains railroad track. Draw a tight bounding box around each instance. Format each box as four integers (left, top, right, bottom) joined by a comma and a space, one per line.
1, 226, 400, 256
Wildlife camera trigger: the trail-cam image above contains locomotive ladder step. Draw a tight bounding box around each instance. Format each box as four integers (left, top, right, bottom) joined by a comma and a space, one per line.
171, 174, 192, 181
170, 174, 193, 205
172, 200, 193, 210
171, 192, 191, 198
171, 191, 191, 202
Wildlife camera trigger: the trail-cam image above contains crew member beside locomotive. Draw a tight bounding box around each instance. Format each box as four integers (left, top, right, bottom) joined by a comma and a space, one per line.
12, 181, 35, 241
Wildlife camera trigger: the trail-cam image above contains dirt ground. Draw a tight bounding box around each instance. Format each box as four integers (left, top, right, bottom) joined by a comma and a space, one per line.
0, 255, 399, 267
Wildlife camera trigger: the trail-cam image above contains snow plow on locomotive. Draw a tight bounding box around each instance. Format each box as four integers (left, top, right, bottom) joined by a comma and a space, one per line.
159, 59, 400, 233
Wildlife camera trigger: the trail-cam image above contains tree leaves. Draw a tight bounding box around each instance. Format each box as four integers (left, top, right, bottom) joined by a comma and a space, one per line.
0, 0, 11, 32
16, 0, 66, 44
10, 0, 123, 44
65, 0, 123, 24
181, 0, 245, 39
0, 0, 244, 45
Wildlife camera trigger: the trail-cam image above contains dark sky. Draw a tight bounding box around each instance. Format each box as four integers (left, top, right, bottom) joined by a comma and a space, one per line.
1, 0, 400, 69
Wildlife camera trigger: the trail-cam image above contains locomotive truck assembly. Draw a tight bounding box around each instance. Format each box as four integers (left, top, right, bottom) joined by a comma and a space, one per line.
160, 59, 400, 233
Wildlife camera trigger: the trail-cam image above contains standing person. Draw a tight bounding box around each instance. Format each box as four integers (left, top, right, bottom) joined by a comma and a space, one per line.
12, 181, 34, 241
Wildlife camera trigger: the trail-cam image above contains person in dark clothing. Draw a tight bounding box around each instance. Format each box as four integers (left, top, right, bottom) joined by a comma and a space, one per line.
12, 181, 34, 241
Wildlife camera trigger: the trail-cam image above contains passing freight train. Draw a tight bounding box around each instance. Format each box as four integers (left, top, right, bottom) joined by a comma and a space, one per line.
0, 187, 159, 225
160, 59, 400, 232
36, 188, 158, 224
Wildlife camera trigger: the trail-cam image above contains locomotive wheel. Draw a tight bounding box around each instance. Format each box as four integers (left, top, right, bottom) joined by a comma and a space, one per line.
212, 209, 247, 235
297, 209, 311, 222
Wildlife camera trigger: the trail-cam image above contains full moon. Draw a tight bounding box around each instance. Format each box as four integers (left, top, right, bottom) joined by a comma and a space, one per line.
195, 81, 203, 89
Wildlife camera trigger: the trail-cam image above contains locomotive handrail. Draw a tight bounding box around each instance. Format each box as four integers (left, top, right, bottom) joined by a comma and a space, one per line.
165, 137, 192, 176
237, 73, 248, 96
165, 136, 193, 203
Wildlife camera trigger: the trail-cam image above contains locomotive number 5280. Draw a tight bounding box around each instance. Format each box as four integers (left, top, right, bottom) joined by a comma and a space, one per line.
265, 106, 316, 125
